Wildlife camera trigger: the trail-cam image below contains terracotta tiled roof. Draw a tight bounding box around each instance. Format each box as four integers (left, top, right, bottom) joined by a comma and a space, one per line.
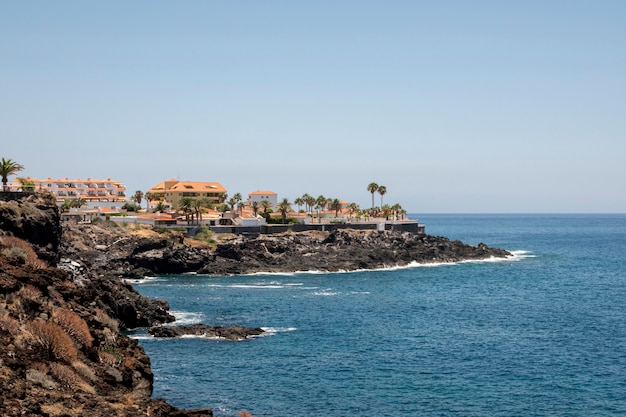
249, 190, 277, 195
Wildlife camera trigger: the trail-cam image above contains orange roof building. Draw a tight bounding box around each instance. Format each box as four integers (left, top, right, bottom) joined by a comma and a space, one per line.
146, 179, 227, 210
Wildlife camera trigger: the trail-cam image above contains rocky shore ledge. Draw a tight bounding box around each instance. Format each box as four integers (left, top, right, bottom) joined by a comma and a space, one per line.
1, 194, 511, 416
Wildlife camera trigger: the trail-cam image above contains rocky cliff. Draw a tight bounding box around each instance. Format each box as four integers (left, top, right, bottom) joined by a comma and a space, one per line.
61, 221, 511, 278
0, 195, 212, 416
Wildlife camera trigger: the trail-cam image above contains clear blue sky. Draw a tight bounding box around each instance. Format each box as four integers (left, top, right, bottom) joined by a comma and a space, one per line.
2, 1, 624, 213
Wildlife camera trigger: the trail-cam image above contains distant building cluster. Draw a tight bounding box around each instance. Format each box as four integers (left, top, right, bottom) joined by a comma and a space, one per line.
7, 177, 126, 201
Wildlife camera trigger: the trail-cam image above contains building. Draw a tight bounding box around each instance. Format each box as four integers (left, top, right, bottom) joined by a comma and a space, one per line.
146, 179, 227, 210
247, 190, 278, 210
8, 177, 126, 202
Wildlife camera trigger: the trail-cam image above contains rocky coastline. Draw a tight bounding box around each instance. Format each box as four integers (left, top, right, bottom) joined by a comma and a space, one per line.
1, 194, 511, 416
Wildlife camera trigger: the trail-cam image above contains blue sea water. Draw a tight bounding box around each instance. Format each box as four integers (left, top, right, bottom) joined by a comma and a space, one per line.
131, 214, 626, 417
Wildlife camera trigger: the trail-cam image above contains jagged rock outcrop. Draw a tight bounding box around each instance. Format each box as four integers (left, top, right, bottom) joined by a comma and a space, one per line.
150, 324, 264, 340
61, 222, 511, 277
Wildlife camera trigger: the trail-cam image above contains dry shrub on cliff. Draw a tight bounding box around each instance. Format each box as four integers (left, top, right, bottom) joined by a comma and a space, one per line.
49, 362, 95, 394
72, 360, 97, 382
98, 348, 123, 367
29, 320, 78, 362
0, 312, 20, 335
0, 236, 47, 269
19, 284, 42, 300
95, 307, 119, 333
26, 367, 58, 390
52, 308, 93, 348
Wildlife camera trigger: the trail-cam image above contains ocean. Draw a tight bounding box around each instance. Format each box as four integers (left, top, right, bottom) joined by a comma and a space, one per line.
130, 214, 626, 416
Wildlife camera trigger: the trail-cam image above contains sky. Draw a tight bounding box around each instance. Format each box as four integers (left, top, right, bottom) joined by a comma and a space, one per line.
1, 1, 625, 213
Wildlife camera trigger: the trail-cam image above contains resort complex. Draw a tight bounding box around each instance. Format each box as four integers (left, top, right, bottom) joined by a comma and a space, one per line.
1, 159, 421, 235
6, 176, 126, 202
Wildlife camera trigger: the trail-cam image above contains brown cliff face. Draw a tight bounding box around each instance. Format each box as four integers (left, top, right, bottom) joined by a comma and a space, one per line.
0, 195, 212, 417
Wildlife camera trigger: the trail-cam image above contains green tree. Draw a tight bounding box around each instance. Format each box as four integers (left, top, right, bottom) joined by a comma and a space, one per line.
261, 200, 272, 219
251, 201, 260, 217
133, 190, 144, 207
294, 197, 304, 212
377, 185, 387, 207
315, 195, 326, 223
347, 202, 360, 220
367, 182, 379, 210
277, 198, 292, 224
60, 199, 72, 213
154, 201, 167, 213
71, 197, 86, 209
17, 177, 35, 192
330, 198, 342, 217
305, 194, 316, 213
1, 158, 25, 191
179, 197, 193, 224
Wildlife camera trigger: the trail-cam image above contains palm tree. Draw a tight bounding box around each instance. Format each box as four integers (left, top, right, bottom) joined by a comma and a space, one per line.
305, 195, 316, 213
367, 182, 379, 210
17, 177, 35, 192
294, 197, 304, 212
381, 204, 392, 220
191, 199, 204, 224
237, 201, 245, 216
1, 158, 25, 191
315, 195, 326, 223
154, 201, 167, 213
251, 201, 260, 217
217, 192, 228, 205
261, 200, 272, 220
347, 202, 360, 220
227, 197, 237, 212
330, 198, 342, 217
377, 185, 387, 207
277, 198, 292, 224
70, 197, 86, 209
133, 190, 144, 207
301, 193, 312, 211
60, 199, 72, 213
179, 197, 193, 224
391, 203, 402, 220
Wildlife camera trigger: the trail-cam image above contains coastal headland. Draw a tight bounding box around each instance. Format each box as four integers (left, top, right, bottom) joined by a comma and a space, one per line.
1, 194, 511, 415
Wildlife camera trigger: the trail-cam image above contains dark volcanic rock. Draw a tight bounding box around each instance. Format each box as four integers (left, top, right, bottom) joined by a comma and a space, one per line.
150, 324, 265, 340
0, 192, 62, 265
1, 195, 212, 416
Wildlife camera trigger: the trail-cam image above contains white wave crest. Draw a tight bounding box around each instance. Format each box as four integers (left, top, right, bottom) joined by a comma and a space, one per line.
260, 327, 297, 336
169, 310, 204, 325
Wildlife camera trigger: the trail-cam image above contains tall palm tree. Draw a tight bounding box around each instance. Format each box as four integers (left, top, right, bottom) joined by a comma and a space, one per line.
315, 195, 326, 223
261, 200, 272, 219
251, 201, 260, 217
367, 182, 379, 210
301, 193, 312, 211
305, 195, 316, 213
330, 198, 342, 217
133, 190, 144, 207
377, 185, 387, 207
294, 197, 304, 212
1, 158, 25, 191
277, 198, 292, 224
191, 199, 204, 224
179, 197, 193, 224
